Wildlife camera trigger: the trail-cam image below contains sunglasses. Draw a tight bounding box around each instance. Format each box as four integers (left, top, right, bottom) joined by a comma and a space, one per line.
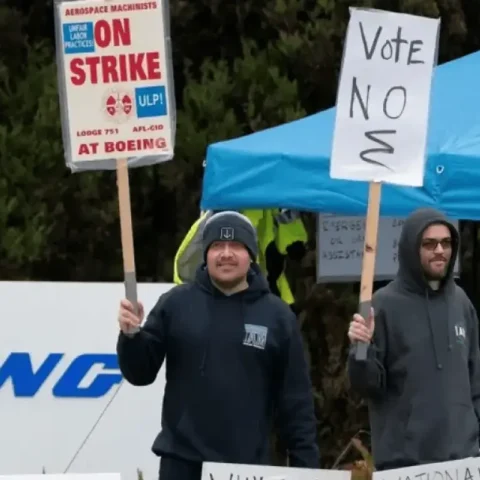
421, 238, 452, 251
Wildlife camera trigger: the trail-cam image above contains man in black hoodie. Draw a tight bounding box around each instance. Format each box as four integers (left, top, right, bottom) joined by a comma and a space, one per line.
116, 211, 319, 480
348, 207, 480, 470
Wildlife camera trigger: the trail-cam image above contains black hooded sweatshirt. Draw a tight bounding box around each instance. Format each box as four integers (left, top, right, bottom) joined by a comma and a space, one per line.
348, 208, 480, 470
116, 263, 319, 468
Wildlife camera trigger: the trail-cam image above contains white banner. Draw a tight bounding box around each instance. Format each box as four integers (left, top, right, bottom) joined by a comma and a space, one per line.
0, 475, 120, 480
0, 282, 173, 480
330, 8, 440, 186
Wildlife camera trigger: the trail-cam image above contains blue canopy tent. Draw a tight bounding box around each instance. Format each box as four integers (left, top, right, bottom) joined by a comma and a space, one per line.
200, 50, 480, 220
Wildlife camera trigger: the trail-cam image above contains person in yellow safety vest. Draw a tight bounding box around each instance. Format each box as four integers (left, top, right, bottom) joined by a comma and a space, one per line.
173, 210, 214, 287
173, 209, 307, 307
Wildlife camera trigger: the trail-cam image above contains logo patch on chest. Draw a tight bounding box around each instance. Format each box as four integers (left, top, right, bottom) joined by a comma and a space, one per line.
455, 324, 466, 344
243, 324, 268, 350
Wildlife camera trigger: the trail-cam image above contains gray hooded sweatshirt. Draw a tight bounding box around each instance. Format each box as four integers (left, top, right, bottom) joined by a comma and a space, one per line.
348, 208, 480, 470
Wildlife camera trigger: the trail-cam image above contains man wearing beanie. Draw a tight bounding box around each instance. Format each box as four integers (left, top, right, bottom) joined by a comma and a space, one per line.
116, 210, 320, 480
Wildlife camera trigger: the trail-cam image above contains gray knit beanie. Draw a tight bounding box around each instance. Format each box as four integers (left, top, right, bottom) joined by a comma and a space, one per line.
202, 211, 258, 261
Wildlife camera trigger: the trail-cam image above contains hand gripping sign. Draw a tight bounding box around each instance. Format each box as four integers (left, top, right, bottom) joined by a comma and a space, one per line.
330, 8, 440, 360
54, 0, 176, 333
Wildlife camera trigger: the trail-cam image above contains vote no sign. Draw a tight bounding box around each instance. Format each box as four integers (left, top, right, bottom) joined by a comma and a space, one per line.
55, 0, 174, 168
330, 8, 439, 186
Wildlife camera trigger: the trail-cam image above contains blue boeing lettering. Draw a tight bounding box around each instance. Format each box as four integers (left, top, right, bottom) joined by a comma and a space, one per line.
0, 352, 123, 398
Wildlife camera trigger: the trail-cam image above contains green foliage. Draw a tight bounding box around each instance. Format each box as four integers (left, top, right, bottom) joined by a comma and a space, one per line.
2, 0, 480, 467
0, 41, 121, 280
0, 42, 60, 279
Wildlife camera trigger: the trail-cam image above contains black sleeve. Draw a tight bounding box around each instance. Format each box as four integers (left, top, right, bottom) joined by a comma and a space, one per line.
347, 307, 388, 399
276, 311, 320, 468
466, 300, 480, 437
116, 292, 170, 386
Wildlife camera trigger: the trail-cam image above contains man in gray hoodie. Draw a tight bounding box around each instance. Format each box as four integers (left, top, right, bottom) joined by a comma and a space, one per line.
348, 207, 480, 470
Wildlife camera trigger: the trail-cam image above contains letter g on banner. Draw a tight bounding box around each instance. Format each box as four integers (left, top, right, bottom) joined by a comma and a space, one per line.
0, 352, 122, 398
53, 353, 122, 398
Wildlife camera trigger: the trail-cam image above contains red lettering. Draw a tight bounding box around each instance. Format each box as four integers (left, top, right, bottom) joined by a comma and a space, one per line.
65, 6, 108, 16
119, 55, 128, 81
76, 129, 102, 137
105, 138, 167, 153
132, 125, 164, 132
94, 18, 131, 48
102, 56, 117, 82
70, 58, 86, 86
129, 54, 144, 80
94, 20, 110, 48
70, 57, 101, 85
78, 142, 99, 155
69, 52, 161, 86
79, 144, 89, 155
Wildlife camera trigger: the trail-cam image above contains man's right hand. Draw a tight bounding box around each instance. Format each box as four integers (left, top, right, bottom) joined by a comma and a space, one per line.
348, 307, 375, 344
118, 299, 145, 334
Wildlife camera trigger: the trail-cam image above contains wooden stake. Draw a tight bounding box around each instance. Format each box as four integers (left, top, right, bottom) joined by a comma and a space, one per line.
116, 158, 139, 334
353, 181, 382, 361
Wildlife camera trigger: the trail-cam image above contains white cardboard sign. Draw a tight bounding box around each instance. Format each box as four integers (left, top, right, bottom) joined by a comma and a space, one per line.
373, 456, 480, 480
330, 8, 440, 186
55, 0, 174, 165
0, 475, 120, 480
201, 462, 351, 480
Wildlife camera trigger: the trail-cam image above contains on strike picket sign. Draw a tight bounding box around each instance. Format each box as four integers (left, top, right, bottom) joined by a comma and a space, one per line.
330, 8, 440, 186
55, 0, 174, 168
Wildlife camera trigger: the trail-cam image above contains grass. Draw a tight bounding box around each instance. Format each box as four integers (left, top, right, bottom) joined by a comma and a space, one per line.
333, 432, 374, 480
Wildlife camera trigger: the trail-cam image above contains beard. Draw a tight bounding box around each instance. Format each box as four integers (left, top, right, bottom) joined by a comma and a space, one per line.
424, 256, 449, 280
424, 270, 446, 281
